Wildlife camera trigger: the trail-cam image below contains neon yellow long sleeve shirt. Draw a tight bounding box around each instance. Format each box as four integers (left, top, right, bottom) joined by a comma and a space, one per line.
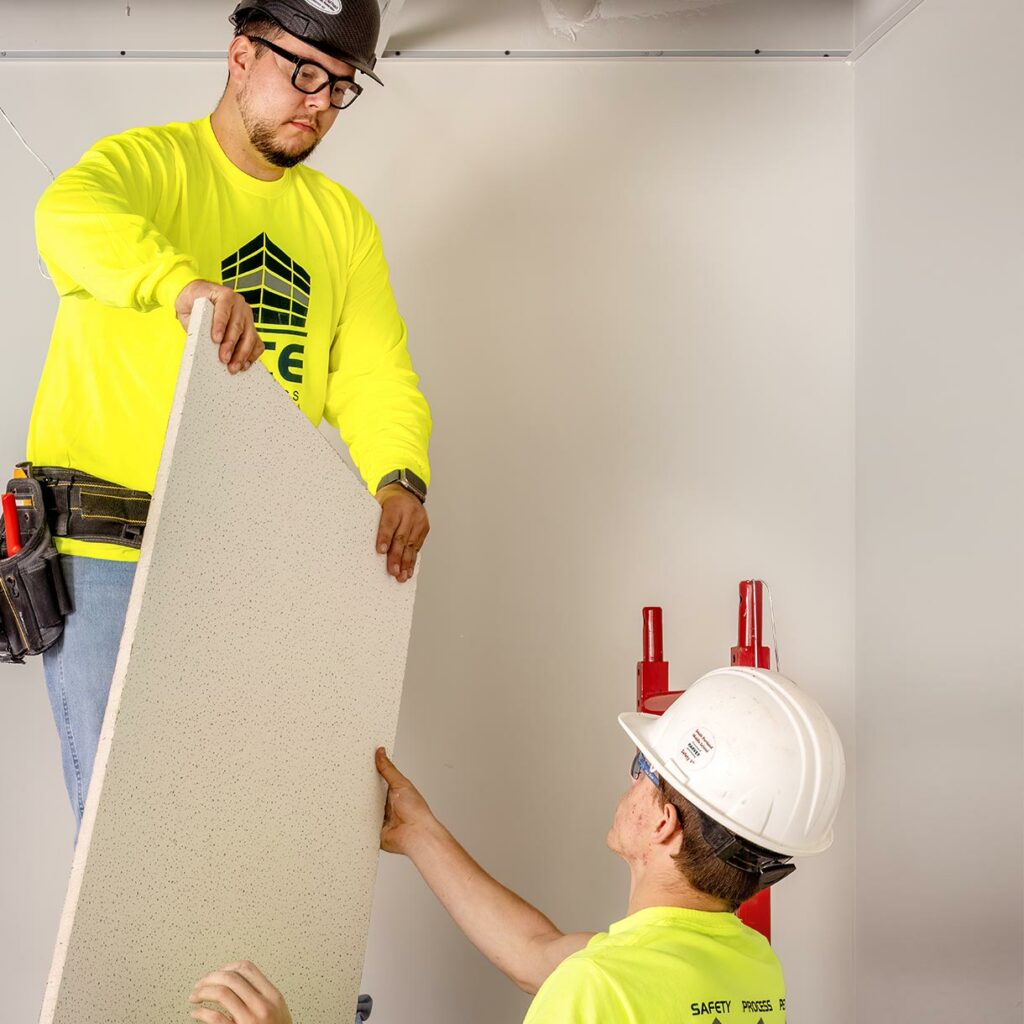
29, 116, 431, 560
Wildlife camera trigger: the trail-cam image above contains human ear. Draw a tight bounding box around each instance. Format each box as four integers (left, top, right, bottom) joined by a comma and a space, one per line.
653, 801, 682, 847
226, 35, 256, 82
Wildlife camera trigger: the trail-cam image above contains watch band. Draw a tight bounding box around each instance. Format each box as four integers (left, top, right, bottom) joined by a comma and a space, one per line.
377, 468, 427, 503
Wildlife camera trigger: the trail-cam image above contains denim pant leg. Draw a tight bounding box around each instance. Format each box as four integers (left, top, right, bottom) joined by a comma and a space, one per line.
42, 555, 137, 825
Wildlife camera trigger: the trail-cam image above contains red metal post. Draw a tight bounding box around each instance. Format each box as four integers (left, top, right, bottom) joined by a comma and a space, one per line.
636, 589, 773, 942
731, 580, 770, 669
636, 607, 672, 714
730, 580, 773, 940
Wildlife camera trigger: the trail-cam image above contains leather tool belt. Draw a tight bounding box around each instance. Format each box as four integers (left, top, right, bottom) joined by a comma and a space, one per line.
0, 464, 151, 664
22, 463, 152, 549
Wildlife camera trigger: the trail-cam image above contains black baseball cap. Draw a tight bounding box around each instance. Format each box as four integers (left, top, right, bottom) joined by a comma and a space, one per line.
231, 0, 383, 85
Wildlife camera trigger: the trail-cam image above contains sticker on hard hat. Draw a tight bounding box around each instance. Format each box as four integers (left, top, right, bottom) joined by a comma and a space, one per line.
303, 0, 343, 13
677, 728, 715, 770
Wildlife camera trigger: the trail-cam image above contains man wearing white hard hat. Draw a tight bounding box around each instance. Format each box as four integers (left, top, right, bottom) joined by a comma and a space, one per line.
188, 667, 844, 1023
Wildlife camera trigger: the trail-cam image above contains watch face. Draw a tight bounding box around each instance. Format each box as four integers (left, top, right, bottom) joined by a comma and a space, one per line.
400, 469, 427, 501
403, 469, 427, 496
379, 470, 426, 500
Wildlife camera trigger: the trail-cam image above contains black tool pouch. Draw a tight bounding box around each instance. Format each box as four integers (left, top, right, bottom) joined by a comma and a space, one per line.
0, 477, 72, 664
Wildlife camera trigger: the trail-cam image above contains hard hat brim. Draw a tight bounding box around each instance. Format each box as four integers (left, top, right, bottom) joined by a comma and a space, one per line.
306, 45, 383, 86
617, 711, 834, 858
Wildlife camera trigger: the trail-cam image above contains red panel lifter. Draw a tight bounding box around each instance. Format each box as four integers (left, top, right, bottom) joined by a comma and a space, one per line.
635, 581, 774, 941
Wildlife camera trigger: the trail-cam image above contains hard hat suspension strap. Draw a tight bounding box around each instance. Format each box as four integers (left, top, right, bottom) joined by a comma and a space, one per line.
695, 807, 796, 892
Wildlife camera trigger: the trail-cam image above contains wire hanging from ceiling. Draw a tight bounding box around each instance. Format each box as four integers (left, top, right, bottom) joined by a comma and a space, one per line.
0, 101, 55, 279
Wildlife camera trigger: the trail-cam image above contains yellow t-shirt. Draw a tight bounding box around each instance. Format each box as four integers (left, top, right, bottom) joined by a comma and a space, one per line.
29, 116, 431, 560
523, 907, 786, 1024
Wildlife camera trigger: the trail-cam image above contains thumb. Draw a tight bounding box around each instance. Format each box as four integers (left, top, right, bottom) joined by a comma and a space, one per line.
375, 747, 406, 787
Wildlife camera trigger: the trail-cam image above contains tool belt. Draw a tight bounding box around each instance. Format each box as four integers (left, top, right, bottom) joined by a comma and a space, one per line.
0, 464, 152, 664
22, 463, 152, 549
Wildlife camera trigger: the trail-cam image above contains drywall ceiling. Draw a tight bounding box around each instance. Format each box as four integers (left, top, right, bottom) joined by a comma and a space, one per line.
855, 0, 914, 44
389, 0, 853, 51
0, 0, 854, 53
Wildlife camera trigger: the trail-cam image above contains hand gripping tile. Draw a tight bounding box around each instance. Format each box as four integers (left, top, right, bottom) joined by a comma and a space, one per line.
40, 299, 417, 1024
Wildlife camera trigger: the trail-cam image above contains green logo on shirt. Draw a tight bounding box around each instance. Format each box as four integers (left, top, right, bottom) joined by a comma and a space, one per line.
221, 234, 309, 387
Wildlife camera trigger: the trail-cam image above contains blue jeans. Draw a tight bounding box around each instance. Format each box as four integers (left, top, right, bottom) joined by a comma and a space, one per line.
42, 555, 137, 825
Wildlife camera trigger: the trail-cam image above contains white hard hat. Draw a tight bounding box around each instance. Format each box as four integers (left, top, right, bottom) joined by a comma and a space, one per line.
618, 667, 845, 857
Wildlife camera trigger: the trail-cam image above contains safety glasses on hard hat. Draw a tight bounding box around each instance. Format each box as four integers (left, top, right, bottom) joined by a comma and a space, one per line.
248, 36, 363, 110
630, 750, 661, 788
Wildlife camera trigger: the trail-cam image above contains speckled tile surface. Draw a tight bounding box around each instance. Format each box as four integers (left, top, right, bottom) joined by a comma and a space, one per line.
42, 299, 416, 1024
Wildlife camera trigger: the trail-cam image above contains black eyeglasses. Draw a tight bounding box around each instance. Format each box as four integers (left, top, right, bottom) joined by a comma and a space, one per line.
248, 36, 363, 110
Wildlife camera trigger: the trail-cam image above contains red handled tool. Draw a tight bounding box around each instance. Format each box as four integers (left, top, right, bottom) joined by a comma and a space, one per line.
2, 492, 22, 556
635, 580, 775, 941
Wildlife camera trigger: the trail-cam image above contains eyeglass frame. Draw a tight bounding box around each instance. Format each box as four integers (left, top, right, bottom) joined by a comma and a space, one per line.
630, 750, 662, 788
630, 750, 686, 833
246, 35, 363, 110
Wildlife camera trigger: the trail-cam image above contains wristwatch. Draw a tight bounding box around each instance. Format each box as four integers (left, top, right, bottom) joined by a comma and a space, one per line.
377, 468, 427, 504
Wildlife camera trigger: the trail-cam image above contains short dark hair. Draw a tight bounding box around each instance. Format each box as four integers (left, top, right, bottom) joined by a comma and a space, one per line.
656, 782, 762, 912
233, 12, 285, 55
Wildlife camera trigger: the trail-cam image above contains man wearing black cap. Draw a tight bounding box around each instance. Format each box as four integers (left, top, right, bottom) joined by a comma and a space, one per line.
29, 0, 431, 826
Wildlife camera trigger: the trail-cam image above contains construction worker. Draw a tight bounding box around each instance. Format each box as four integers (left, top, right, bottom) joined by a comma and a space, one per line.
26, 0, 431, 826
189, 667, 845, 1023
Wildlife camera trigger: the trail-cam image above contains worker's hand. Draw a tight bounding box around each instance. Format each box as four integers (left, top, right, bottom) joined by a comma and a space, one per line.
175, 279, 266, 376
189, 961, 291, 1024
375, 484, 429, 583
377, 747, 440, 856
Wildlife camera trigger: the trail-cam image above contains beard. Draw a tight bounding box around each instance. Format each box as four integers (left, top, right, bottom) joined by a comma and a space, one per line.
239, 85, 321, 169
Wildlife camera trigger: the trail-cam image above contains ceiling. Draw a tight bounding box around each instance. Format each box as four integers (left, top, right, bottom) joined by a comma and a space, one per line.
0, 0, 850, 54
387, 0, 853, 52
0, 0, 911, 56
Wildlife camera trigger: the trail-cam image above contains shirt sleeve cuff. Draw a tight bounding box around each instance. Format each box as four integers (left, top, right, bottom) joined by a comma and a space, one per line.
154, 263, 202, 313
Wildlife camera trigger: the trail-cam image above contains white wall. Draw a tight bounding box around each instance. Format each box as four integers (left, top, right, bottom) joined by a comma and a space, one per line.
0, 57, 855, 1024
855, 0, 1024, 1018
344, 61, 856, 1024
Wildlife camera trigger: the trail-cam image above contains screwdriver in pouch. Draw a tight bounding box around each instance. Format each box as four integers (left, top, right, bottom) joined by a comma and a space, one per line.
2, 492, 22, 556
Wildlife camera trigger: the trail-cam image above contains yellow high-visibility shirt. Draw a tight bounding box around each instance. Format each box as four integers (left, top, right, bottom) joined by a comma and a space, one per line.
29, 116, 431, 560
523, 907, 786, 1024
